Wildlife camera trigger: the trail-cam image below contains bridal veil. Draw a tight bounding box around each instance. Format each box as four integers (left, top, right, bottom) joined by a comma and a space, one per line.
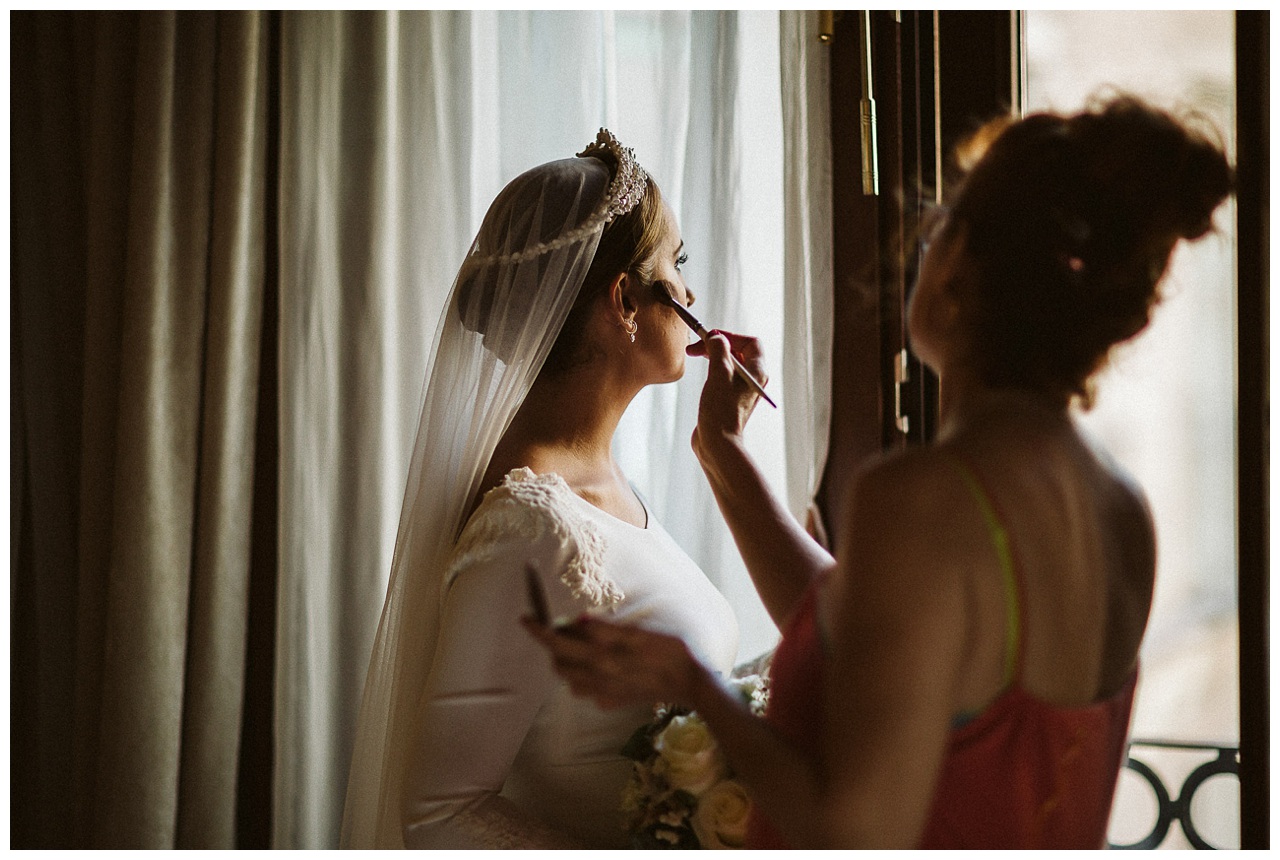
340, 132, 647, 848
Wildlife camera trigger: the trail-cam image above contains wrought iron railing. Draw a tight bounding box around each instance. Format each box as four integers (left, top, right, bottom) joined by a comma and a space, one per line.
1109, 739, 1240, 850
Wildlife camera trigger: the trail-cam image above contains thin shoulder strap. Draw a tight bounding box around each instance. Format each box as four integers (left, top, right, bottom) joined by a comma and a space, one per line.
944, 454, 1026, 687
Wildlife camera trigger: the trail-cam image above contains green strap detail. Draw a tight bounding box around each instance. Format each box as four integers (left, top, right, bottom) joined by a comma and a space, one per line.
947, 458, 1021, 688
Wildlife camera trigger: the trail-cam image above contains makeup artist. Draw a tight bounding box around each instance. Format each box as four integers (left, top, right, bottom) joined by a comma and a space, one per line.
343, 130, 742, 849
526, 96, 1233, 849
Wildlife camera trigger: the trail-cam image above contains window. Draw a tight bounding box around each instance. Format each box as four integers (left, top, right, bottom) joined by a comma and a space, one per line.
1025, 10, 1240, 849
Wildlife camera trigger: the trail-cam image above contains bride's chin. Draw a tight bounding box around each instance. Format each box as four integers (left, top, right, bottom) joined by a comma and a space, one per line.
668, 356, 686, 382
640, 354, 685, 387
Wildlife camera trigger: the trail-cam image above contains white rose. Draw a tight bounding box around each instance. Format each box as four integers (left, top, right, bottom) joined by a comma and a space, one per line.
653, 714, 727, 796
729, 674, 769, 715
691, 779, 752, 849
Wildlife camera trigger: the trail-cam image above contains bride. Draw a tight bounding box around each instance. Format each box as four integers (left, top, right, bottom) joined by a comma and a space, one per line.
340, 130, 741, 848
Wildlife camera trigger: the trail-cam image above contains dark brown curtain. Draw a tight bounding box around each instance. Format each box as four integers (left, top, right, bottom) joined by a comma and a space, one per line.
11, 11, 277, 848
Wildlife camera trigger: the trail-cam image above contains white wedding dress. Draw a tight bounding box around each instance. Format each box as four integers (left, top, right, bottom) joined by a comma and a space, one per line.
400, 467, 740, 848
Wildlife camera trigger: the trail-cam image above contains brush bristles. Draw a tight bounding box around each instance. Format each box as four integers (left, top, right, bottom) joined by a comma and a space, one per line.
654, 280, 706, 333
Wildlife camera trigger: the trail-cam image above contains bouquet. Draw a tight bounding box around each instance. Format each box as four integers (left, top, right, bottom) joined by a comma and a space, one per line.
619, 674, 769, 849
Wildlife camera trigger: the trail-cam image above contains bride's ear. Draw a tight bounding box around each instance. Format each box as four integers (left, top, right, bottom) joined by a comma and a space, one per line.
607, 271, 639, 325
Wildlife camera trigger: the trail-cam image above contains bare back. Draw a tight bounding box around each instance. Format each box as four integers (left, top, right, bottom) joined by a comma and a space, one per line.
934, 410, 1156, 713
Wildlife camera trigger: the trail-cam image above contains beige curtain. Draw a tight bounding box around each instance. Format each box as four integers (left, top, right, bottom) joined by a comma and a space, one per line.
11, 11, 271, 848
274, 11, 480, 848
779, 11, 834, 523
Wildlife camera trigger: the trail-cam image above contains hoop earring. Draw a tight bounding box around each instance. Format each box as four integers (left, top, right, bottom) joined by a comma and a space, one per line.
624, 319, 638, 343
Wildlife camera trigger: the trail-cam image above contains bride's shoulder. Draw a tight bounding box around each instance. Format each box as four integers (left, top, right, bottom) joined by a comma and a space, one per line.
467, 467, 581, 534
451, 467, 622, 607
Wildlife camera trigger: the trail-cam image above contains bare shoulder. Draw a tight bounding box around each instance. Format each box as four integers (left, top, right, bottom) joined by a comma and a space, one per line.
1108, 460, 1155, 533
835, 446, 1014, 636
1075, 435, 1156, 568
1084, 438, 1155, 527
1097, 456, 1157, 593
849, 447, 975, 533
828, 449, 974, 717
838, 448, 980, 592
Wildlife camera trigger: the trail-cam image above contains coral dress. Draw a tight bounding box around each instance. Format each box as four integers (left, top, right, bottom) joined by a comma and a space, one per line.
746, 461, 1137, 849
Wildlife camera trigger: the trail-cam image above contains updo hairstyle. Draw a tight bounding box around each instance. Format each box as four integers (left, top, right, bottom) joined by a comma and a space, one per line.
947, 96, 1233, 404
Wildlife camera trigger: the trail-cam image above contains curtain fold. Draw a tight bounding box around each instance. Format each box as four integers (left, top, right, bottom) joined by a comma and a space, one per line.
779, 10, 834, 521
11, 11, 269, 848
11, 11, 96, 848
175, 13, 270, 847
91, 11, 218, 844
277, 11, 479, 848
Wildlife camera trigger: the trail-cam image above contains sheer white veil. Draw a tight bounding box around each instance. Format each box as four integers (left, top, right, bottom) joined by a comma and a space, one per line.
340, 132, 648, 848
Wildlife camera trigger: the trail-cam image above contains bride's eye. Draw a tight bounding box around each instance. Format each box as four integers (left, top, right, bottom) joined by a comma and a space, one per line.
675, 252, 688, 272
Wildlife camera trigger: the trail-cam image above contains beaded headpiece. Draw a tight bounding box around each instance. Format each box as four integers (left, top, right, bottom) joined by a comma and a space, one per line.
468, 129, 648, 268
577, 128, 649, 225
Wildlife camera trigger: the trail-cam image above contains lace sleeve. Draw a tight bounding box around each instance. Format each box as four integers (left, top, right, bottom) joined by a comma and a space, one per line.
400, 484, 617, 849
447, 468, 624, 610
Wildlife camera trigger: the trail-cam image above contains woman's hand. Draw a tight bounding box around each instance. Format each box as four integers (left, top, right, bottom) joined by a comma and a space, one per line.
688, 331, 769, 466
521, 616, 712, 711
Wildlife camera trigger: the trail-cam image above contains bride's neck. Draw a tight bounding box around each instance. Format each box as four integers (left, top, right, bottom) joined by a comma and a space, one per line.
498, 368, 638, 471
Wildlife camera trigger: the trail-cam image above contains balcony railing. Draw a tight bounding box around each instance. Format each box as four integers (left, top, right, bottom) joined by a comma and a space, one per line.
1109, 739, 1240, 850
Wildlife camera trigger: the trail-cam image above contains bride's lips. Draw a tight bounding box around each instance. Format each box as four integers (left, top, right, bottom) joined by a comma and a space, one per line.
652, 280, 777, 409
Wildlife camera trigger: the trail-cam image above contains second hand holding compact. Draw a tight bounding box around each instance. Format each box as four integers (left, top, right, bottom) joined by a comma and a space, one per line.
653, 280, 778, 409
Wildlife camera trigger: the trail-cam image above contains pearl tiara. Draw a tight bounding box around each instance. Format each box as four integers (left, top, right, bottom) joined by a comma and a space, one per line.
577, 128, 649, 226
465, 129, 649, 268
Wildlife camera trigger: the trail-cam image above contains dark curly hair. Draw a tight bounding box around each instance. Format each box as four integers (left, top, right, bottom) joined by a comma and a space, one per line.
945, 95, 1233, 405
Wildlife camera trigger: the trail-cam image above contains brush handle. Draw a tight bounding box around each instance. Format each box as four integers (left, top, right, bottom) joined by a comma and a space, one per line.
722, 343, 779, 409
668, 302, 777, 409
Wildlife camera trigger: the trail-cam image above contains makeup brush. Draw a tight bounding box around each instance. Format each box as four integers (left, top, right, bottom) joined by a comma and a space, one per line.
654, 280, 778, 409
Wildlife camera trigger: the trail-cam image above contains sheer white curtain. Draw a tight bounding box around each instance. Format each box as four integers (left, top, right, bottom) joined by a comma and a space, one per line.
277, 10, 829, 848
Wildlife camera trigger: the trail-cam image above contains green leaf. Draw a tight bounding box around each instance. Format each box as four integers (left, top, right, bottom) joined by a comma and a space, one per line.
620, 724, 656, 761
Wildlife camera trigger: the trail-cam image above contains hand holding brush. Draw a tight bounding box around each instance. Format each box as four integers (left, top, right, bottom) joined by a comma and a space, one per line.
653, 280, 777, 408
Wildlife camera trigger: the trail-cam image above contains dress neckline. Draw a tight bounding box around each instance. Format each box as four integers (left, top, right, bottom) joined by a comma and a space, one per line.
504, 467, 650, 532
949, 666, 1139, 739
